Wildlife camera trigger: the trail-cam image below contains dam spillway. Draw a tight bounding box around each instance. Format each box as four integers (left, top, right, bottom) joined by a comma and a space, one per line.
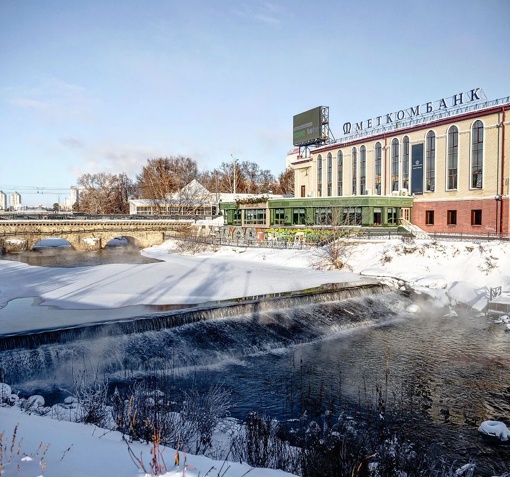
0, 280, 412, 387
0, 280, 390, 352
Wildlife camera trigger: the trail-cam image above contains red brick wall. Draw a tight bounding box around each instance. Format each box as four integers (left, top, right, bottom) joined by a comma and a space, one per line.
412, 199, 505, 235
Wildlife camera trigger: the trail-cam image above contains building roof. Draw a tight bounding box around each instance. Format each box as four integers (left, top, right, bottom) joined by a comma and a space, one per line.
130, 180, 288, 206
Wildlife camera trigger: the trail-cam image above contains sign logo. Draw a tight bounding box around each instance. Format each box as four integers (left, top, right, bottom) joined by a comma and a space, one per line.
343, 88, 485, 135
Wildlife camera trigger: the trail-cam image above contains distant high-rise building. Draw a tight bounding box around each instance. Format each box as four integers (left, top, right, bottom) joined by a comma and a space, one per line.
70, 186, 83, 209
10, 191, 21, 210
0, 190, 7, 210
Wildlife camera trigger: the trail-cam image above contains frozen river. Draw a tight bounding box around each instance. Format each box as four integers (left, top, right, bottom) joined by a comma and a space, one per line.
1, 245, 509, 476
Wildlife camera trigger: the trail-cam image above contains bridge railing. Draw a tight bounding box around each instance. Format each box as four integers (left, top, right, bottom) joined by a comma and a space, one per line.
0, 213, 222, 221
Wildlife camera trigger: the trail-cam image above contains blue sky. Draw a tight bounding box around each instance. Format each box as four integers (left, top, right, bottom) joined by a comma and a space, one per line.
1, 0, 509, 207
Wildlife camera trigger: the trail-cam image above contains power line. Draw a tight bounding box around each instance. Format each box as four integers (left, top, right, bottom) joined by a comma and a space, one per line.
0, 185, 71, 194
0, 185, 71, 189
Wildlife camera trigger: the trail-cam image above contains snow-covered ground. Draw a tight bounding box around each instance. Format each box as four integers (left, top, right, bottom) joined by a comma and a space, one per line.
346, 238, 510, 312
2, 237, 510, 316
1, 236, 510, 476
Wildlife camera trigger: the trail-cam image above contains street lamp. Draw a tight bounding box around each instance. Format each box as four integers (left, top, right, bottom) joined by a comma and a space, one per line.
495, 195, 502, 235
231, 154, 238, 195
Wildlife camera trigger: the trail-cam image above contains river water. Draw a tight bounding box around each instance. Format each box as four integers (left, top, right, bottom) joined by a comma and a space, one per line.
1, 246, 509, 475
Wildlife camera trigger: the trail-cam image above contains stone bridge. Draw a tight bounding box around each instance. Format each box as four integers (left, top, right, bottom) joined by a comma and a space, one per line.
0, 219, 193, 252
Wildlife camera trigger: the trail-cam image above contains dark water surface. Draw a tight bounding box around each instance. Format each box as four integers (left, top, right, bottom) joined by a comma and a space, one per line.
0, 243, 161, 267
1, 247, 509, 475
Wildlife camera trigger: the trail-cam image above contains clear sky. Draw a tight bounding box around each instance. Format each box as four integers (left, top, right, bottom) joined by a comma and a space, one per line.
1, 0, 509, 207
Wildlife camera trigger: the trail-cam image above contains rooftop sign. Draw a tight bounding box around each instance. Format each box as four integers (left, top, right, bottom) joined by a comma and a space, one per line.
293, 106, 324, 146
342, 88, 486, 135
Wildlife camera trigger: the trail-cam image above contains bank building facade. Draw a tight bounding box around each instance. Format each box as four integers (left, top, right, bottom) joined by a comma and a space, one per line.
221, 88, 510, 237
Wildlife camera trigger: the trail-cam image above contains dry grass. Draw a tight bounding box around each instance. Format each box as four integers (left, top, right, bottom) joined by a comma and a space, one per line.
0, 423, 50, 476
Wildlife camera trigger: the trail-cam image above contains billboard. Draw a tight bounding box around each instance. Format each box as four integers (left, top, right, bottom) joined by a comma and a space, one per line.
293, 107, 323, 146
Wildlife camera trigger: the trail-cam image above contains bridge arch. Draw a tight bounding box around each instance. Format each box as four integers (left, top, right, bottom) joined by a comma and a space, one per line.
33, 237, 72, 249
104, 236, 136, 247
0, 220, 191, 253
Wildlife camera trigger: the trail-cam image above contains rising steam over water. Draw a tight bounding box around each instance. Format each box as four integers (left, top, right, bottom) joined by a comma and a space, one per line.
2, 286, 510, 475
0, 288, 409, 389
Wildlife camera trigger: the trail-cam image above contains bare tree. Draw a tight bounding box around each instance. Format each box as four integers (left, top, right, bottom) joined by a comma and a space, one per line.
257, 168, 276, 194
76, 173, 134, 214
136, 157, 198, 197
215, 161, 245, 193
240, 161, 261, 194
210, 160, 275, 194
275, 168, 295, 196
136, 157, 198, 213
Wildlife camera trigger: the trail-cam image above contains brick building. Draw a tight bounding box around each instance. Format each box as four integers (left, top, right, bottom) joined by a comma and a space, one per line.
291, 89, 510, 235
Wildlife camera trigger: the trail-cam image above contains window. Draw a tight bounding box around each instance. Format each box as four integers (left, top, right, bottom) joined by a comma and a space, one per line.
317, 155, 323, 197
426, 131, 436, 191
315, 207, 332, 225
233, 209, 242, 225
448, 126, 458, 190
447, 210, 457, 226
425, 210, 434, 225
471, 120, 484, 189
343, 207, 362, 225
360, 146, 366, 195
351, 148, 357, 195
327, 152, 333, 196
387, 208, 397, 225
293, 208, 306, 225
373, 207, 382, 225
244, 208, 266, 225
375, 142, 382, 195
300, 185, 305, 197
274, 208, 285, 225
391, 138, 399, 192
471, 209, 482, 226
337, 151, 343, 196
402, 136, 410, 191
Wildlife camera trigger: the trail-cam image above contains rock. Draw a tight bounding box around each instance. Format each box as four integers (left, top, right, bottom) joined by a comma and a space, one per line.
406, 303, 420, 313
478, 420, 510, 441
64, 396, 78, 406
26, 394, 45, 408
0, 383, 12, 402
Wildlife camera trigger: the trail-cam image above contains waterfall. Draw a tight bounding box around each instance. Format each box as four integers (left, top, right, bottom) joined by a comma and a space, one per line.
0, 281, 389, 352
0, 282, 410, 388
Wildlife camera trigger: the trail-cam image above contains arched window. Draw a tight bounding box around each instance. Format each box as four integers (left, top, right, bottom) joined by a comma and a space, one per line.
351, 148, 357, 196
447, 126, 458, 190
337, 151, 343, 196
402, 136, 410, 191
471, 120, 483, 188
327, 152, 333, 196
317, 154, 322, 197
375, 142, 382, 195
391, 138, 399, 192
360, 146, 366, 195
426, 131, 436, 192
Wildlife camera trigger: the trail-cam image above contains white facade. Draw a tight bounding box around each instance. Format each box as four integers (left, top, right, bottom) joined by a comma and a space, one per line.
0, 191, 7, 210
9, 192, 21, 210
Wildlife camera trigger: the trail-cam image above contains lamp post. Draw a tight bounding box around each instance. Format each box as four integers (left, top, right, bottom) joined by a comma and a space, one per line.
231, 154, 238, 195
495, 195, 502, 235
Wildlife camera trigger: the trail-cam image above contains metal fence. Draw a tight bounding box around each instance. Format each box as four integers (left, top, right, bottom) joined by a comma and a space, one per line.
166, 228, 510, 251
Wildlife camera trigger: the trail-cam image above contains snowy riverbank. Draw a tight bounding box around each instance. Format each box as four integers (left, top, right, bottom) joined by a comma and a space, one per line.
2, 238, 509, 317
1, 237, 510, 476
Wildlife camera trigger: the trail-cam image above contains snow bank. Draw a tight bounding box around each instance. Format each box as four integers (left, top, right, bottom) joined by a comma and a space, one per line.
347, 239, 510, 311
